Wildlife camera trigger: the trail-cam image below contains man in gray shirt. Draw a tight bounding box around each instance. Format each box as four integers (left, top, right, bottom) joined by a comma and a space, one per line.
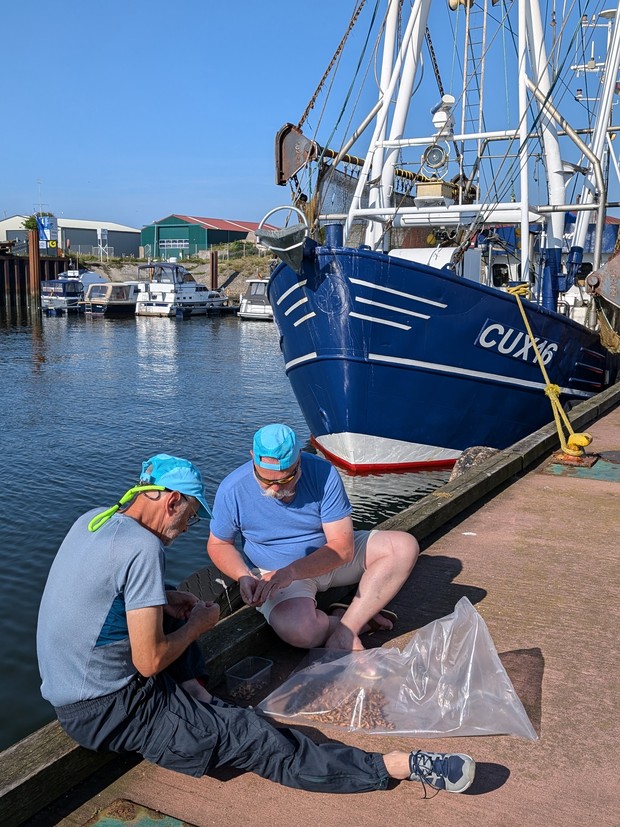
36, 453, 475, 795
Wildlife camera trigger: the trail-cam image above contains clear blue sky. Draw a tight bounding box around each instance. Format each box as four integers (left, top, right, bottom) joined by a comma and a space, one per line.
3, 1, 618, 229
2, 0, 359, 228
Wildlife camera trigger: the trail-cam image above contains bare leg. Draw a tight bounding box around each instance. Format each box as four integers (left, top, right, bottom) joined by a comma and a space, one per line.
383, 751, 412, 780
268, 597, 366, 649
325, 530, 418, 650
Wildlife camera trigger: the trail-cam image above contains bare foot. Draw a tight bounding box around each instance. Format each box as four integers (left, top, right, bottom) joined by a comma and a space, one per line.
329, 606, 395, 635
324, 621, 365, 651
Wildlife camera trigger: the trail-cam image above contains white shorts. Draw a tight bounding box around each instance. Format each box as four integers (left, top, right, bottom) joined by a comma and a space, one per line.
256, 530, 376, 623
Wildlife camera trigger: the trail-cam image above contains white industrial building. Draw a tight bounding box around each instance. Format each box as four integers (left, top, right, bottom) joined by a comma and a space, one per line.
0, 215, 141, 257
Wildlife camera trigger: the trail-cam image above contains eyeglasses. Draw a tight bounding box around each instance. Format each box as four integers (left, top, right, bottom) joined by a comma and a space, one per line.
253, 461, 300, 487
180, 494, 201, 527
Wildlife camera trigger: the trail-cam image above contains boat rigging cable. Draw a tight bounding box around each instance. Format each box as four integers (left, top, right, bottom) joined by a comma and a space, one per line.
296, 0, 384, 231
297, 0, 370, 130
449, 0, 608, 270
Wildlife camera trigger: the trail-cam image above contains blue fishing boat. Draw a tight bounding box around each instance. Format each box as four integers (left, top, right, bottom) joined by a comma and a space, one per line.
258, 0, 620, 472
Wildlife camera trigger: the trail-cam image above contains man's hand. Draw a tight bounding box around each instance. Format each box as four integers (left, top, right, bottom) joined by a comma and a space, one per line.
240, 568, 295, 606
187, 600, 220, 635
239, 574, 263, 606
164, 589, 199, 620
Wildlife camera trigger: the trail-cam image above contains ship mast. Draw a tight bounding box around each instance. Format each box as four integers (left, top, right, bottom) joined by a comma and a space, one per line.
572, 4, 620, 264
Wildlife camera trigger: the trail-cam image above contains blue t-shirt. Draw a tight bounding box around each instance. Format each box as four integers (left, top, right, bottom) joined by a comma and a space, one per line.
37, 509, 167, 707
209, 453, 351, 570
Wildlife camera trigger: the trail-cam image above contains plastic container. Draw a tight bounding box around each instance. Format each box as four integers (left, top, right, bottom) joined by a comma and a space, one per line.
226, 656, 273, 702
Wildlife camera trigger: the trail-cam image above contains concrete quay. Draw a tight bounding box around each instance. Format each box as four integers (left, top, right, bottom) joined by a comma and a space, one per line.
2, 383, 619, 827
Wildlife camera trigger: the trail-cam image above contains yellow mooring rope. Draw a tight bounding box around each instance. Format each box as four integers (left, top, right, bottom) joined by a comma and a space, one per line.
513, 292, 592, 457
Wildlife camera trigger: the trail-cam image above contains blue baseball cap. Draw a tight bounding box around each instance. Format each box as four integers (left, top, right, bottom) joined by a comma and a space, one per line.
252, 424, 301, 470
140, 453, 211, 516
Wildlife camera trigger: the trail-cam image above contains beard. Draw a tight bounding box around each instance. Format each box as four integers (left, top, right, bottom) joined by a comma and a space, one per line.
260, 485, 292, 501
257, 465, 300, 501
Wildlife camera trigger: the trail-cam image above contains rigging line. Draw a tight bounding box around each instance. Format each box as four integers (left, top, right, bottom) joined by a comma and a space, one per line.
315, 1, 382, 176
457, 0, 608, 253
440, 0, 517, 206
298, 2, 382, 222
471, 0, 582, 216
572, 0, 608, 133
502, 1, 513, 181
310, 25, 353, 143
484, 0, 522, 204
471, 0, 601, 227
315, 29, 382, 217
425, 27, 463, 166
425, 27, 445, 96
297, 0, 369, 130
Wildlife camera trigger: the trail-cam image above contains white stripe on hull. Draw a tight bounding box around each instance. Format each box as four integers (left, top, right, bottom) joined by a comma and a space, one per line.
284, 349, 593, 398
369, 352, 592, 397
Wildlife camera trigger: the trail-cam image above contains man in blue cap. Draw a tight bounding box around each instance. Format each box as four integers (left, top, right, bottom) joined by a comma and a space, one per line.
208, 424, 420, 650
36, 452, 475, 794
38, 453, 220, 716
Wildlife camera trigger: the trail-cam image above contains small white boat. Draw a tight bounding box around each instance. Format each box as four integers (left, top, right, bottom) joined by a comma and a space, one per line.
40, 278, 85, 314
135, 262, 228, 317
82, 281, 141, 317
238, 278, 273, 321
41, 269, 110, 315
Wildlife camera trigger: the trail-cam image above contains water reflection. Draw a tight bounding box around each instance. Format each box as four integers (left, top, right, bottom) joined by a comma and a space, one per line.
342, 468, 449, 529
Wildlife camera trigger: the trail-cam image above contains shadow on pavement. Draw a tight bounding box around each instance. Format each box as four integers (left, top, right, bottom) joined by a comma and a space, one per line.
464, 762, 511, 795
499, 647, 544, 736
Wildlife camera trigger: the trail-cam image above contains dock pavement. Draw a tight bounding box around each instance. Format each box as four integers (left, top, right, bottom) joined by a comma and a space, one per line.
3, 385, 619, 827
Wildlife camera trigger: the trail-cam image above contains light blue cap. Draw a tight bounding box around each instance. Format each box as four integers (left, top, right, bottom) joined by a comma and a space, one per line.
140, 453, 211, 517
252, 424, 301, 470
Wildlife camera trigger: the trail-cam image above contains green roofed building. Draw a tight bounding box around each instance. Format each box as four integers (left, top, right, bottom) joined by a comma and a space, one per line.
140, 214, 272, 259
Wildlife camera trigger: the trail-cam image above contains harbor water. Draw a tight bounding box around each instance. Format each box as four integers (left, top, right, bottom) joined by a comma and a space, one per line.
0, 308, 449, 751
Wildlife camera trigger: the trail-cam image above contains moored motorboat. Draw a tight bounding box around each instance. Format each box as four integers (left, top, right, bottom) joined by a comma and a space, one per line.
40, 278, 84, 314
134, 262, 228, 317
81, 281, 141, 317
238, 278, 273, 321
41, 269, 110, 315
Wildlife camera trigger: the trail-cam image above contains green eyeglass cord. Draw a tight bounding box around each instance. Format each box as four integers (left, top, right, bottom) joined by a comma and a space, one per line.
88, 484, 166, 532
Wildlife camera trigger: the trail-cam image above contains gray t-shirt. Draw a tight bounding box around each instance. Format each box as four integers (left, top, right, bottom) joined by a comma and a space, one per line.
37, 509, 167, 707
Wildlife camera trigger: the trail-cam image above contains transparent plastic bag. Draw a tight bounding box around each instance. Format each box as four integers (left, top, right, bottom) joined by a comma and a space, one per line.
258, 597, 537, 739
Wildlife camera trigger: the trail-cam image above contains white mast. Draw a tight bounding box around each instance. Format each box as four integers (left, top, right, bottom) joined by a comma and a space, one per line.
368, 0, 430, 249
365, 0, 400, 241
516, 0, 532, 282
573, 4, 620, 260
344, 0, 432, 244
525, 0, 566, 278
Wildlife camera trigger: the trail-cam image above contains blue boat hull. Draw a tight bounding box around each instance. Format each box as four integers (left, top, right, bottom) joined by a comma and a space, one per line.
268, 243, 617, 471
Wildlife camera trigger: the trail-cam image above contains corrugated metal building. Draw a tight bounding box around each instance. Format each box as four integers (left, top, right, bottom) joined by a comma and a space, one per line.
0, 216, 141, 257
140, 215, 270, 259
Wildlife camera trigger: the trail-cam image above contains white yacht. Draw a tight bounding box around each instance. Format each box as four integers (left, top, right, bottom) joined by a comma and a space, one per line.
238, 278, 273, 321
82, 281, 141, 317
40, 270, 109, 314
135, 263, 228, 317
40, 277, 84, 313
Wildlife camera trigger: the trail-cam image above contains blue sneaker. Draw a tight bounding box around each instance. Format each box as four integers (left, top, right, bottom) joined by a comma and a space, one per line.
408, 750, 475, 794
